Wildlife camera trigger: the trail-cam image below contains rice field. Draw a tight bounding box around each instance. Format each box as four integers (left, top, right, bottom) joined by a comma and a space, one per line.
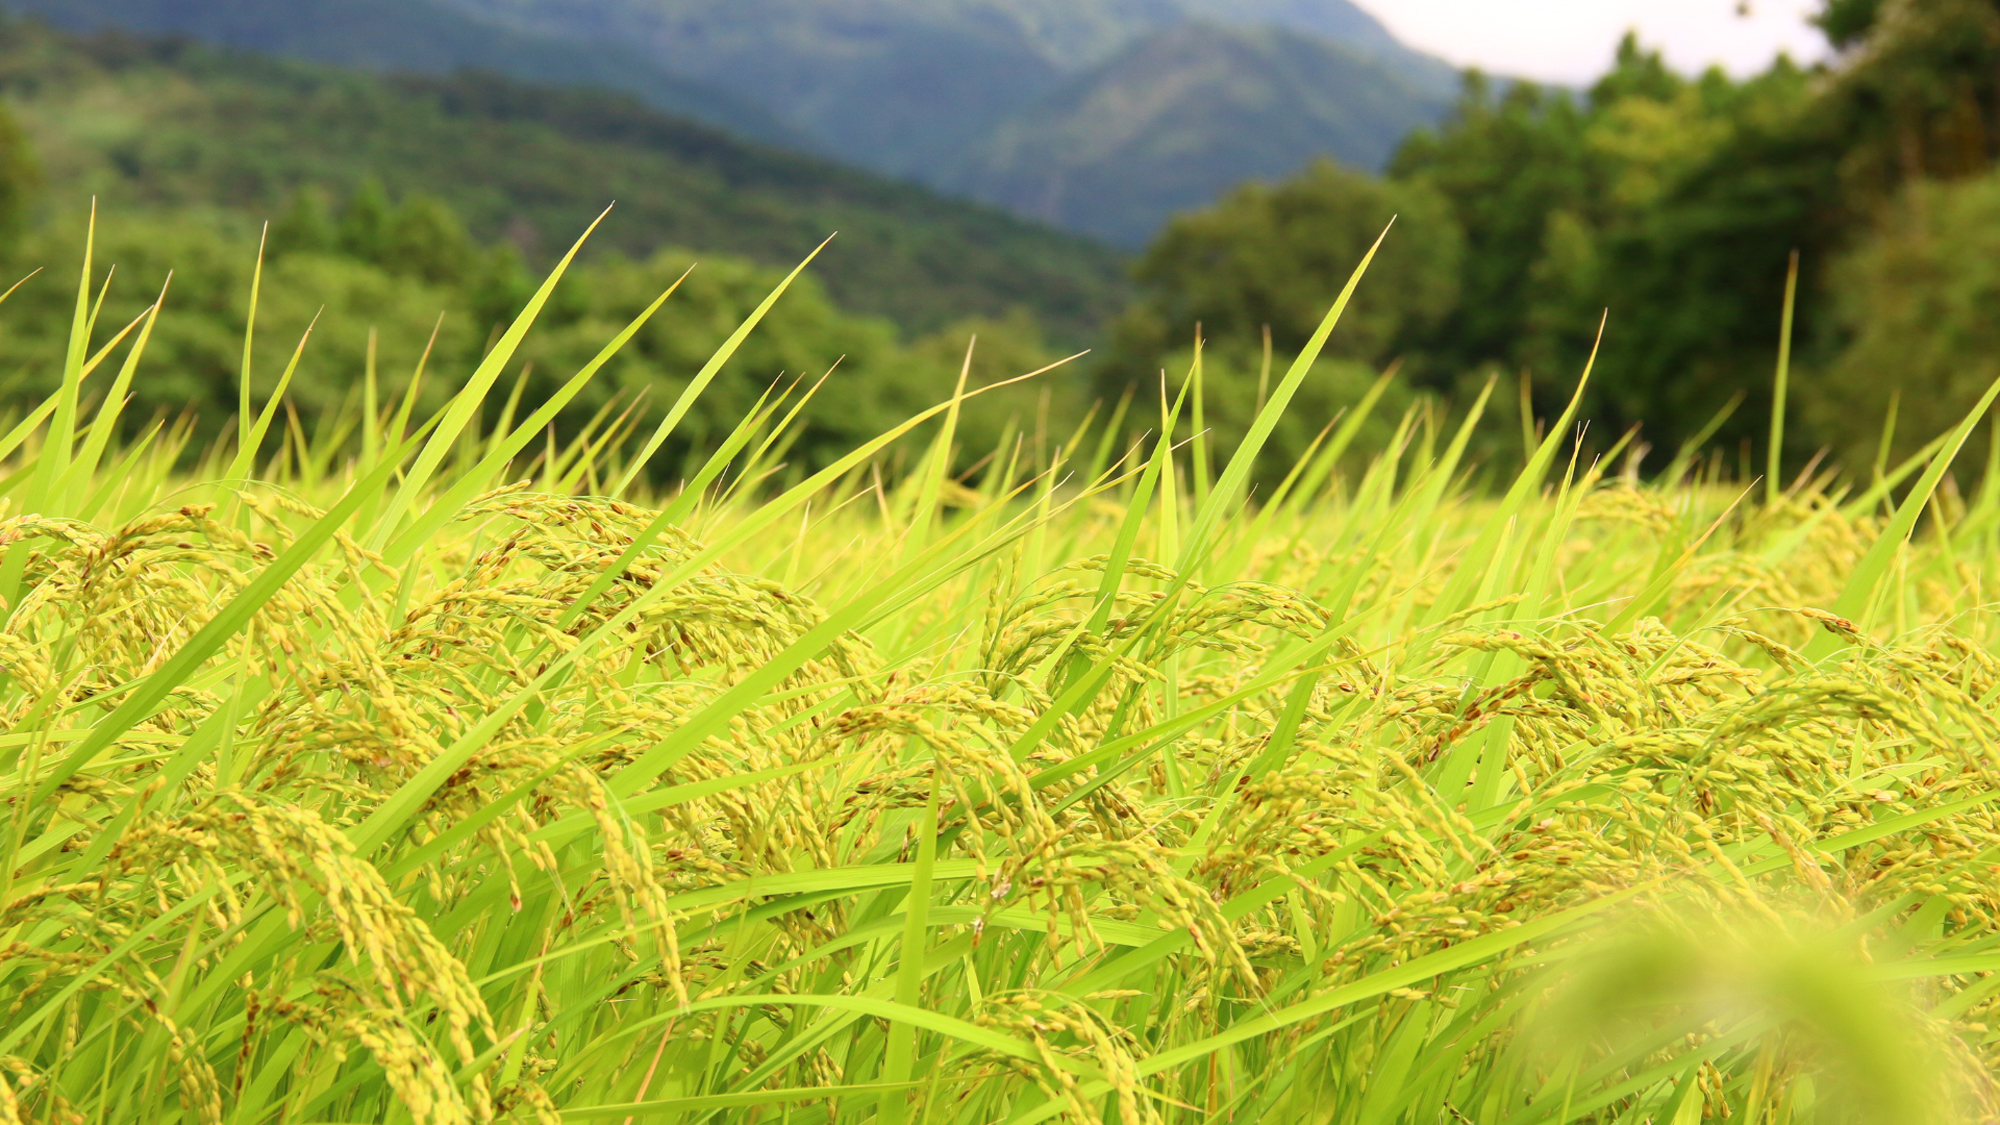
4, 221, 2000, 1125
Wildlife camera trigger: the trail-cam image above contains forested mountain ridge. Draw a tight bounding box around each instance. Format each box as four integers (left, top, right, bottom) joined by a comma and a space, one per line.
0, 0, 805, 148
1, 0, 1469, 243
0, 18, 1127, 341
441, 0, 1455, 94
391, 0, 1474, 242
942, 20, 1455, 245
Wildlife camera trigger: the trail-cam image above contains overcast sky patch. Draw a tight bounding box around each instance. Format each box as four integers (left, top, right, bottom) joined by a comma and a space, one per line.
1354, 0, 1830, 85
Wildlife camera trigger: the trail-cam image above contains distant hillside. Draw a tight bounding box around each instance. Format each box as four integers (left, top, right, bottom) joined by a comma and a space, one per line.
436, 0, 1464, 237
443, 0, 1458, 96
443, 0, 1070, 178
0, 0, 807, 149
945, 22, 1456, 246
1177, 0, 1446, 70
10, 0, 1470, 244
0, 19, 1127, 341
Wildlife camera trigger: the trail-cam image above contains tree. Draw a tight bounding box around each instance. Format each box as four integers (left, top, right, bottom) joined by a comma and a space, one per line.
337, 178, 394, 265
1092, 159, 1455, 476
0, 102, 37, 254
1113, 158, 1461, 371
268, 187, 337, 257
1810, 172, 2000, 469
380, 193, 476, 286
1582, 60, 1837, 448
0, 204, 972, 476
1388, 39, 1838, 455
1816, 0, 2000, 202
1817, 0, 1886, 46
1390, 73, 1607, 386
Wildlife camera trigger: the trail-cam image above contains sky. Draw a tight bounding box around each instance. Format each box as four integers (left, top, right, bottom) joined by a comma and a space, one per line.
1352, 0, 1832, 85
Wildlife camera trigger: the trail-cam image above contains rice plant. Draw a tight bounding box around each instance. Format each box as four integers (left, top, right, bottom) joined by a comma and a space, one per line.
3, 214, 2000, 1125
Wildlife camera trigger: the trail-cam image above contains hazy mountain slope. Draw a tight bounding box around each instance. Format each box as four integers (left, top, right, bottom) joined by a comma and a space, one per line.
1185, 0, 1395, 45
437, 0, 1463, 190
1176, 0, 1458, 94
0, 0, 806, 148
0, 20, 1127, 340
20, 0, 1468, 245
447, 0, 1448, 79
946, 22, 1455, 246
435, 0, 1068, 177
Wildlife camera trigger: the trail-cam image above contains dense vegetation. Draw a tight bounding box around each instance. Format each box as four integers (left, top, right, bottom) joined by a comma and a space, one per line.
1106, 41, 1817, 467
0, 18, 1125, 343
4, 210, 2000, 1125
1108, 2, 2000, 474
0, 191, 1067, 470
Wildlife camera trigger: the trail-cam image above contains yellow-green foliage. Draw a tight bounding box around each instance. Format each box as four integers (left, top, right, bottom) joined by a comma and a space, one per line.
5, 222, 2000, 1125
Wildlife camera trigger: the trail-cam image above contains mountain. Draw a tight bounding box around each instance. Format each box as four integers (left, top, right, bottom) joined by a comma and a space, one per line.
8, 0, 1468, 245
0, 0, 807, 149
435, 0, 1070, 179
436, 0, 1460, 163
944, 22, 1456, 246
0, 19, 1127, 341
960, 0, 1458, 91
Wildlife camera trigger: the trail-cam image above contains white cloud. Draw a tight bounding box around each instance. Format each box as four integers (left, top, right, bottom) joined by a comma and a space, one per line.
1354, 0, 1831, 85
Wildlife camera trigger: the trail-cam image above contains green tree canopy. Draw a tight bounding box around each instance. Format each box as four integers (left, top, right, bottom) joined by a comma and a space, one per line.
1094, 159, 1453, 474
1103, 34, 1852, 467
0, 101, 37, 253
1110, 159, 1462, 372
0, 190, 1052, 479
1811, 172, 2000, 469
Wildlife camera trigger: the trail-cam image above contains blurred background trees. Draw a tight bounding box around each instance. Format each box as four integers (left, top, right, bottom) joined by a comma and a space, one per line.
7, 2, 2000, 481
1101, 0, 2000, 477
0, 187, 989, 470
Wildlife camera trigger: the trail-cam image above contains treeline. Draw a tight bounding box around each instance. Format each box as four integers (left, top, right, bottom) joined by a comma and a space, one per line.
0, 185, 1063, 472
1108, 0, 2000, 476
